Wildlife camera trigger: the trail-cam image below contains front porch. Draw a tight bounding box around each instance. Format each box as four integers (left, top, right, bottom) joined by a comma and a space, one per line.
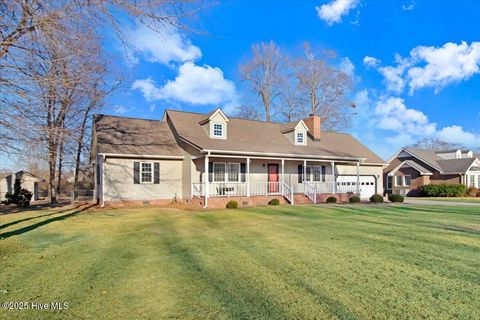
191, 155, 361, 207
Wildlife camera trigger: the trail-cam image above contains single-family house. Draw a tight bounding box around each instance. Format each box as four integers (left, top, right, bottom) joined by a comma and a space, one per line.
91, 109, 386, 208
384, 148, 480, 196
0, 171, 43, 202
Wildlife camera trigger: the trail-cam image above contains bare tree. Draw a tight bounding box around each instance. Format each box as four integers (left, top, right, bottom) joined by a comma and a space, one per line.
292, 42, 353, 130
1, 0, 206, 204
240, 41, 285, 122
1, 0, 205, 59
410, 138, 463, 151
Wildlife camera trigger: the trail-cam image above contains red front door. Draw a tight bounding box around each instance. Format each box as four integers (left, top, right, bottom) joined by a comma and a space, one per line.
268, 164, 279, 193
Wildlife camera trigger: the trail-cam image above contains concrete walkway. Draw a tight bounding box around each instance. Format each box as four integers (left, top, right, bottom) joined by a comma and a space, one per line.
404, 198, 480, 206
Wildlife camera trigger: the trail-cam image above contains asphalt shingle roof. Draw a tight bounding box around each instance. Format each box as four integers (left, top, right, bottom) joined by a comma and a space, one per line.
94, 114, 183, 157
403, 148, 478, 173
166, 110, 385, 163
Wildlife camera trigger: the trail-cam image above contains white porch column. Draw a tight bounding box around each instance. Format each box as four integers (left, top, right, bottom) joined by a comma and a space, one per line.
204, 155, 209, 208
303, 160, 307, 183
331, 161, 335, 194
246, 157, 250, 197
356, 162, 360, 195
281, 159, 285, 194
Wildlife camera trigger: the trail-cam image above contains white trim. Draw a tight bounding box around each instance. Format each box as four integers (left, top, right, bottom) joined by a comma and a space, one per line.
295, 120, 309, 131
387, 160, 433, 176
99, 153, 184, 160
208, 108, 229, 122
386, 148, 442, 172
140, 162, 154, 184
211, 122, 225, 138
202, 149, 366, 162
295, 132, 306, 145
101, 155, 105, 207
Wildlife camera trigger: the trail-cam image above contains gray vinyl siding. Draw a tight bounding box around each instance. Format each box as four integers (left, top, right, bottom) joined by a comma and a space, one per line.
103, 158, 182, 201
181, 152, 192, 198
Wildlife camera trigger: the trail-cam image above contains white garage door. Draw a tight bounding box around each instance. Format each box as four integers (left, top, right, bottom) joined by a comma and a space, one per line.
337, 176, 376, 199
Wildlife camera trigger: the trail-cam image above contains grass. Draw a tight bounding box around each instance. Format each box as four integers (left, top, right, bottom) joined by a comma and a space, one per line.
0, 204, 479, 319
408, 197, 480, 203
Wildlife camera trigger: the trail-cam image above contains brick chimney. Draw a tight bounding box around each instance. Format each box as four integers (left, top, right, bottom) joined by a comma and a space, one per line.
303, 114, 321, 141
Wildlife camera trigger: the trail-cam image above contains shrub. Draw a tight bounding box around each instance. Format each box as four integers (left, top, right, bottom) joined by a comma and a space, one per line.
388, 194, 404, 203
2, 179, 32, 208
326, 196, 337, 203
466, 187, 478, 197
226, 200, 238, 209
420, 184, 466, 197
370, 194, 384, 203
268, 198, 280, 206
349, 196, 361, 203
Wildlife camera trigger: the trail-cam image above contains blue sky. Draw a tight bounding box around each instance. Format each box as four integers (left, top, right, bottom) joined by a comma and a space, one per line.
106, 0, 480, 160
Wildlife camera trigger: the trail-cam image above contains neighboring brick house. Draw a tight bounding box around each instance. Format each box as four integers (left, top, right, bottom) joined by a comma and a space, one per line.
384, 148, 480, 196
91, 108, 386, 208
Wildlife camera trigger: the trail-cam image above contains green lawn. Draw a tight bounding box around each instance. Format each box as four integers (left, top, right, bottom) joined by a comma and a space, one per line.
408, 197, 480, 203
0, 204, 479, 319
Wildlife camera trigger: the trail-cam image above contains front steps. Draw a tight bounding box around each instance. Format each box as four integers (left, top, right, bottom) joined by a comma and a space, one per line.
293, 194, 314, 205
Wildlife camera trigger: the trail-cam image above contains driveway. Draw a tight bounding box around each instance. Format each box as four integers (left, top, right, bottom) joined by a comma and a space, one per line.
404, 198, 480, 206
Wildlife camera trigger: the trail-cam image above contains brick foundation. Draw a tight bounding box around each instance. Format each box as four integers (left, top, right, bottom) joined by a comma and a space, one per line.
103, 195, 286, 209
317, 193, 357, 203
102, 193, 358, 209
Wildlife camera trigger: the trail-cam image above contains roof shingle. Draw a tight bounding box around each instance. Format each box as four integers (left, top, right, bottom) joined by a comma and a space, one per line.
166, 110, 385, 163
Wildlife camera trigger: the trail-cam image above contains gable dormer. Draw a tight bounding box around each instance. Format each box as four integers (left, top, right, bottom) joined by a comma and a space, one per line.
282, 120, 309, 146
436, 149, 463, 159
199, 108, 229, 140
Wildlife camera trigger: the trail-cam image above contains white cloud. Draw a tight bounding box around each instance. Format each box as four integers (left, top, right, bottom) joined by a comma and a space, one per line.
437, 126, 480, 148
316, 0, 359, 26
127, 24, 201, 65
374, 96, 436, 135
363, 56, 381, 68
339, 57, 355, 77
407, 41, 480, 93
112, 105, 128, 114
132, 62, 238, 110
402, 1, 415, 11
374, 41, 480, 94
351, 91, 480, 158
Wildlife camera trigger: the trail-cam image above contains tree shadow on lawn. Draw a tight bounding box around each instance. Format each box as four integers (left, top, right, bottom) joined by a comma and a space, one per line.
154, 216, 295, 319
0, 204, 86, 231
0, 204, 96, 240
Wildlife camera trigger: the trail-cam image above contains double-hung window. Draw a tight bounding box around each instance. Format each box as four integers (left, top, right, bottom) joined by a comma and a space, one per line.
213, 163, 226, 182
140, 162, 153, 183
303, 165, 326, 182
213, 162, 240, 182
395, 176, 402, 187
213, 123, 224, 137
227, 163, 240, 182
404, 175, 411, 186
296, 132, 304, 144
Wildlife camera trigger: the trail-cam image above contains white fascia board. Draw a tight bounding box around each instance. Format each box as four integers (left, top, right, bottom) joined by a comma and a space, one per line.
99, 153, 184, 160
201, 149, 366, 162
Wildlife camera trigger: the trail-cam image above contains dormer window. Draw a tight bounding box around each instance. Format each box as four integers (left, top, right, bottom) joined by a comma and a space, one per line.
199, 108, 229, 139
296, 132, 304, 144
213, 123, 224, 137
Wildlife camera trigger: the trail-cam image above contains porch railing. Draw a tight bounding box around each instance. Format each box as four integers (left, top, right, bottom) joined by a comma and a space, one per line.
191, 182, 282, 197
250, 182, 281, 196
282, 182, 294, 204
304, 182, 317, 204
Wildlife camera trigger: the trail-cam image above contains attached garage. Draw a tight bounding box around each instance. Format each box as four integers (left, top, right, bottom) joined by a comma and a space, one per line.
337, 175, 377, 199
